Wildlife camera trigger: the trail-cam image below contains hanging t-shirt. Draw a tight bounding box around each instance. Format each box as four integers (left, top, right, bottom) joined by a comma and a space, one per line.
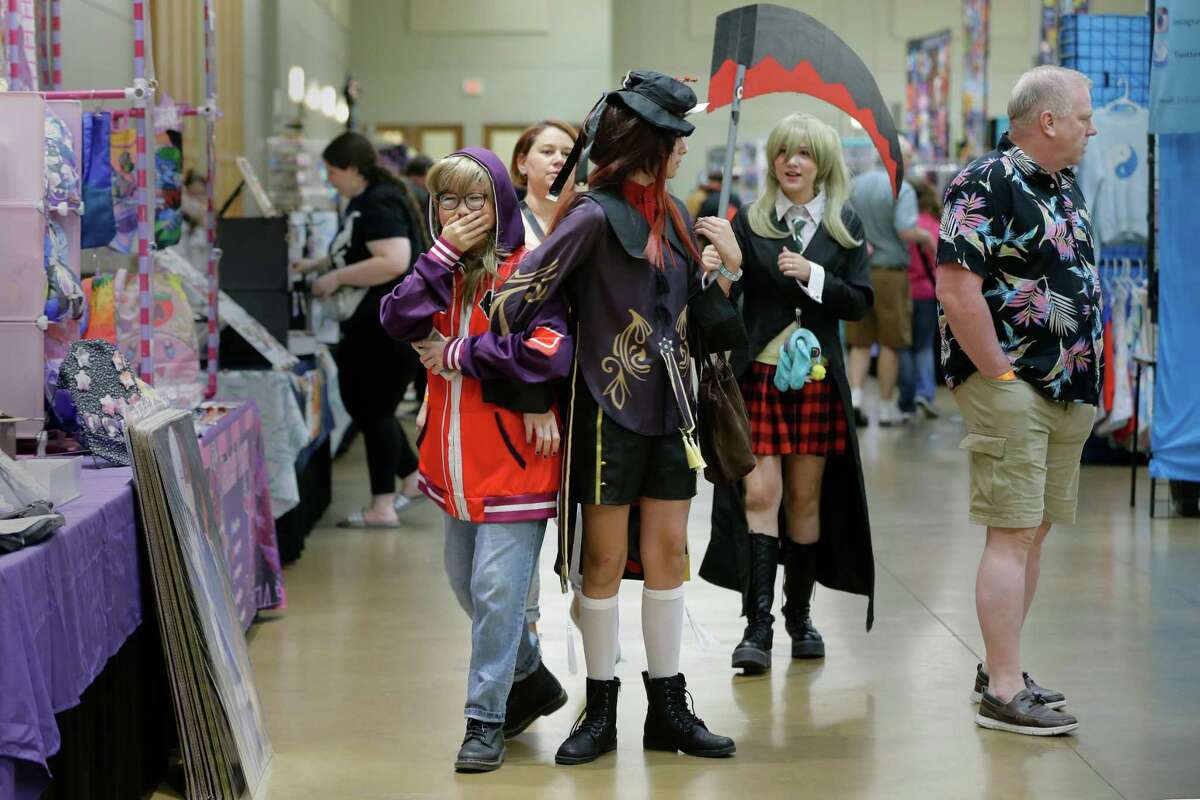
328, 180, 413, 335
1077, 105, 1149, 245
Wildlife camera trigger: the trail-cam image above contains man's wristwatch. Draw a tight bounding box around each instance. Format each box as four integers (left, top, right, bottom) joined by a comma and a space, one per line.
717, 263, 742, 282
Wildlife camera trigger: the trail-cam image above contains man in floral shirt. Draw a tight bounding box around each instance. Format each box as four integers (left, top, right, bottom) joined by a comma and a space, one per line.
937, 65, 1099, 737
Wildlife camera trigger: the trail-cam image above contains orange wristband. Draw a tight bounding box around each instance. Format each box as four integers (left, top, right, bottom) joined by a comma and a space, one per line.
995, 370, 1018, 382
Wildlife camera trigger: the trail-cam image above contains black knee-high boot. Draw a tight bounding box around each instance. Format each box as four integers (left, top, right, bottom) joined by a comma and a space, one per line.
781, 538, 825, 659
731, 533, 778, 672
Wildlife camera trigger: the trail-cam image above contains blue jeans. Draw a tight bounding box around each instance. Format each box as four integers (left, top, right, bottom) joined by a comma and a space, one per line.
899, 298, 939, 412
443, 516, 545, 723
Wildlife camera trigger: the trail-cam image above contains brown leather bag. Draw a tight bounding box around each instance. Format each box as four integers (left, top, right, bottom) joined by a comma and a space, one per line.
697, 351, 755, 484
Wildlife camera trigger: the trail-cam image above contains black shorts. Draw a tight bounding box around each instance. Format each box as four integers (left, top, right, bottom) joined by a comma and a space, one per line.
569, 388, 696, 505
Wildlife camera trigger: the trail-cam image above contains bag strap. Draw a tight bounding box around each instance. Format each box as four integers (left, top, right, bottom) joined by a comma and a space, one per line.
519, 202, 546, 243
918, 244, 937, 286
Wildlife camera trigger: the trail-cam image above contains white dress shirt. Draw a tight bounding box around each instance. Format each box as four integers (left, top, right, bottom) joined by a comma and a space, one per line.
774, 190, 827, 303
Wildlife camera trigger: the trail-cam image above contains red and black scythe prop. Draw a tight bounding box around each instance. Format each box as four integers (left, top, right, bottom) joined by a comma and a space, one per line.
708, 3, 904, 215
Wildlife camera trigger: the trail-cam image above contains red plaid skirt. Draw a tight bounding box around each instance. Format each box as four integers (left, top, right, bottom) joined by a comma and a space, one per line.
740, 361, 849, 456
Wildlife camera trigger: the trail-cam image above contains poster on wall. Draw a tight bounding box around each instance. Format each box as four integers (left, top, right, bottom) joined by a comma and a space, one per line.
962, 0, 990, 159
1150, 0, 1200, 134
1038, 0, 1089, 65
906, 30, 951, 160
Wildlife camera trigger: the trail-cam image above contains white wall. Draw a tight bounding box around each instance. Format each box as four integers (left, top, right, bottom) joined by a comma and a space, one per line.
350, 0, 1144, 190
60, 0, 135, 91
237, 0, 350, 212
349, 0, 613, 149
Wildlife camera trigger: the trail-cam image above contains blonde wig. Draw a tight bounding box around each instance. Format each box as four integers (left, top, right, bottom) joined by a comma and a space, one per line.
747, 112, 860, 248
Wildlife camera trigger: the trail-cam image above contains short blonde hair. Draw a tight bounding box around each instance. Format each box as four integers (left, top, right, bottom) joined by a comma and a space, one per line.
1007, 66, 1091, 128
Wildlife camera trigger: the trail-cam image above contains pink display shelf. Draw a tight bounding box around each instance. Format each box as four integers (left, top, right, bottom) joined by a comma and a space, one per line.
0, 93, 47, 205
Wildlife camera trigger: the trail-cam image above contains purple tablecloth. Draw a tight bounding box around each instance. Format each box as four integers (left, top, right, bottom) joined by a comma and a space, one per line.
198, 399, 287, 628
0, 464, 141, 800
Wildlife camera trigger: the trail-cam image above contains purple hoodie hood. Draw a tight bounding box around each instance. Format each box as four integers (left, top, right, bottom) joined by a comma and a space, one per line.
429, 146, 525, 255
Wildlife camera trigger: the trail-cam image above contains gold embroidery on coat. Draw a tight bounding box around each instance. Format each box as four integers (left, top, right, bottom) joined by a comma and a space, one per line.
490, 258, 561, 334
601, 310, 653, 409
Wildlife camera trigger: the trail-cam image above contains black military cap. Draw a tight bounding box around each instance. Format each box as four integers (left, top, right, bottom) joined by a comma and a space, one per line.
607, 70, 707, 136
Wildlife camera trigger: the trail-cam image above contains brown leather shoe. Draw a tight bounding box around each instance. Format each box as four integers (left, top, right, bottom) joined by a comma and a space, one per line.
975, 689, 1078, 736
970, 664, 1067, 709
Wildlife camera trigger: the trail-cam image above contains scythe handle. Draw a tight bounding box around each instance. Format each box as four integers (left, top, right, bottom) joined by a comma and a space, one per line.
716, 64, 746, 220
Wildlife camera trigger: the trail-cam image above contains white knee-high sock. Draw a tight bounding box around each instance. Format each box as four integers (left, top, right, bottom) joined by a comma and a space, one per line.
578, 592, 619, 681
642, 584, 685, 679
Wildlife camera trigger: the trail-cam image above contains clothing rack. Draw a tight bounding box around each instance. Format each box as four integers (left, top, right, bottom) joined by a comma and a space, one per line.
3, 0, 221, 397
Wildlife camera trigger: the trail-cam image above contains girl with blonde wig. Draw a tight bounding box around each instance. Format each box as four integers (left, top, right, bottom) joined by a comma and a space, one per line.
701, 112, 878, 672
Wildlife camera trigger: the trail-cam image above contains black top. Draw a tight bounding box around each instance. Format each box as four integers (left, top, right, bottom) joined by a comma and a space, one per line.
937, 134, 1102, 405
729, 204, 872, 378
697, 189, 741, 220
329, 180, 413, 335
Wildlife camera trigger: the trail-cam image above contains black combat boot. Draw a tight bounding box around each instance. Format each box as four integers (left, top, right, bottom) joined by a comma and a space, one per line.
454, 719, 504, 773
641, 672, 736, 757
554, 677, 620, 765
781, 538, 825, 659
731, 532, 779, 672
504, 660, 568, 737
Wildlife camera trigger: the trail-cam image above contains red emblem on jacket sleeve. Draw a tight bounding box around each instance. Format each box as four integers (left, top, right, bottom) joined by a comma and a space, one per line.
524, 326, 564, 356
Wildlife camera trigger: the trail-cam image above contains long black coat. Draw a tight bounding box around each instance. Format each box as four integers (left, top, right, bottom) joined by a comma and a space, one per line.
698, 203, 876, 629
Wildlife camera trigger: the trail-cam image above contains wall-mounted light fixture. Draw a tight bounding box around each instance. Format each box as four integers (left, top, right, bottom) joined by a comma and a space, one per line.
287, 65, 305, 104
335, 99, 350, 124
320, 85, 337, 118
305, 82, 322, 112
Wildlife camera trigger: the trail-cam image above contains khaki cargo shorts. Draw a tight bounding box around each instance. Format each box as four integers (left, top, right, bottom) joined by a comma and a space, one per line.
953, 373, 1096, 529
844, 267, 912, 349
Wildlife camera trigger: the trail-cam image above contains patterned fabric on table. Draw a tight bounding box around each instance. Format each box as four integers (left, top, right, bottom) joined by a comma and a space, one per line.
740, 361, 848, 456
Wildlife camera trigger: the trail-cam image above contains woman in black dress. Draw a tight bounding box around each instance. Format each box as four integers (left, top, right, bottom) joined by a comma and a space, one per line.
702, 112, 877, 672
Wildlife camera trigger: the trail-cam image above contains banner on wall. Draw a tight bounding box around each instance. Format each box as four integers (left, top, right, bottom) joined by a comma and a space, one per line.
962, 0, 989, 159
906, 30, 951, 160
1038, 0, 1089, 65
1150, 1, 1200, 134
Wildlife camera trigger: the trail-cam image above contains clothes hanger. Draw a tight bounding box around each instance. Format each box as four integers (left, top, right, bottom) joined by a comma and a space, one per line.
1105, 78, 1140, 114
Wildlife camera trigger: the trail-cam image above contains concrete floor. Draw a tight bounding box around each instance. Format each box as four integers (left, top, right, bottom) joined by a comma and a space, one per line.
193, 395, 1200, 799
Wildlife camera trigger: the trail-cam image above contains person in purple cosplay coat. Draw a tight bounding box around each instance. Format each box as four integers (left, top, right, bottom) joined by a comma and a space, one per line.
493, 70, 746, 766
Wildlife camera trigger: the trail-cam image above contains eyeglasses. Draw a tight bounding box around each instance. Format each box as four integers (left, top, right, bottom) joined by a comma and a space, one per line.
437, 192, 488, 212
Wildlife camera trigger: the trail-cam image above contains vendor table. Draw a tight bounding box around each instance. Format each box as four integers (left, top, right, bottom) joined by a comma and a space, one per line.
0, 465, 144, 799
198, 399, 287, 625
0, 401, 286, 797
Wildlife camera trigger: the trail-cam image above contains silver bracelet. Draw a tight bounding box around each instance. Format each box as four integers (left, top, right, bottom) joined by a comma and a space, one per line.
718, 263, 742, 282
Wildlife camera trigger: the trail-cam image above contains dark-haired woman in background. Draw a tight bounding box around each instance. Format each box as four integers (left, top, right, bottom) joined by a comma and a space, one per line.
509, 120, 577, 250
293, 131, 422, 527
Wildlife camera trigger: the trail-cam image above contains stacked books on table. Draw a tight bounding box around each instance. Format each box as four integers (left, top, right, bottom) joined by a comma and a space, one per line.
125, 399, 271, 799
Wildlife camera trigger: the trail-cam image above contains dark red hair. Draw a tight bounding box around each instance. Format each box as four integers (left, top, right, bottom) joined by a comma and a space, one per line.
549, 103, 701, 268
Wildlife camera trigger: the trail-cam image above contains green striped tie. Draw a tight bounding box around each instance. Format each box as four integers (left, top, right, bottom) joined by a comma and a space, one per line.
790, 216, 806, 250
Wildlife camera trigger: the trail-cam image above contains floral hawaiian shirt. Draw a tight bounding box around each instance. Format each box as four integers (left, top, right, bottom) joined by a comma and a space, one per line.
937, 133, 1103, 405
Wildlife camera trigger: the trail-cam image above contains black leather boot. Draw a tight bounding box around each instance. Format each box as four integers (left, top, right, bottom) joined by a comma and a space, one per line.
641, 672, 736, 757
454, 719, 504, 772
782, 539, 825, 659
504, 660, 568, 737
555, 677, 620, 765
731, 533, 778, 673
